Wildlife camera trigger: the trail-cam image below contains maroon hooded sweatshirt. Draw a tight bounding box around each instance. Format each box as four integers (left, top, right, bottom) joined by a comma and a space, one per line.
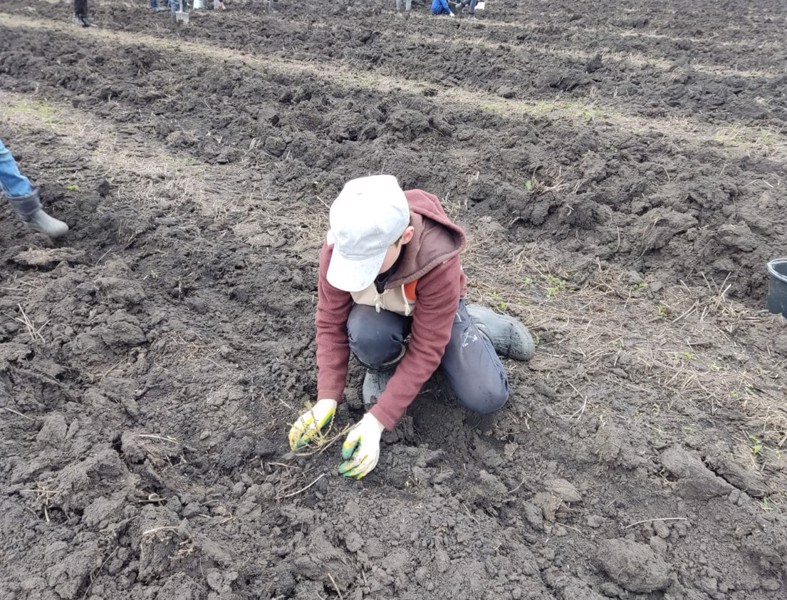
315, 189, 467, 430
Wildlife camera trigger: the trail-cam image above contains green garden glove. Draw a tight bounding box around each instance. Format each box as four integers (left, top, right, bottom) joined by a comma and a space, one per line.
288, 399, 337, 451
338, 412, 385, 479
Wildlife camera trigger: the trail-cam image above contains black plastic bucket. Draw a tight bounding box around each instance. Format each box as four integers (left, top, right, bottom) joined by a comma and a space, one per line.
767, 258, 787, 318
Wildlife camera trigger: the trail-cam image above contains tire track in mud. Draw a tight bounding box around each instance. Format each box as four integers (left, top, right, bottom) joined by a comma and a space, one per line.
3, 13, 785, 159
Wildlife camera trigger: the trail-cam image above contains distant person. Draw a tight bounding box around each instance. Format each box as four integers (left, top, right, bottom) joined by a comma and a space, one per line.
214, 0, 227, 10
0, 139, 69, 238
396, 0, 412, 17
150, 0, 166, 12
169, 0, 189, 19
456, 0, 479, 19
431, 0, 455, 16
73, 0, 94, 27
287, 175, 534, 479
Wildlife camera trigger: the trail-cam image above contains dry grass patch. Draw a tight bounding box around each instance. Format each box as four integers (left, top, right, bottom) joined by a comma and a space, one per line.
463, 223, 787, 454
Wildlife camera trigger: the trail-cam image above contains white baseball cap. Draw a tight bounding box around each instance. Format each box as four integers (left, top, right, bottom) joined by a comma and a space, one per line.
326, 175, 410, 292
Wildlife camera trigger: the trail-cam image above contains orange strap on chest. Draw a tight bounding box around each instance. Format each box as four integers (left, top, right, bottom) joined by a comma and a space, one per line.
404, 280, 418, 302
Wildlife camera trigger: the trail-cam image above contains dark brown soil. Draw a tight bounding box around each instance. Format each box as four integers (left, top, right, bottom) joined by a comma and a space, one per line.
1, 1, 786, 599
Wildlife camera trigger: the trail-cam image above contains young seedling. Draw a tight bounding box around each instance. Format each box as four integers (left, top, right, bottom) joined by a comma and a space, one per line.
545, 275, 566, 297
749, 435, 763, 457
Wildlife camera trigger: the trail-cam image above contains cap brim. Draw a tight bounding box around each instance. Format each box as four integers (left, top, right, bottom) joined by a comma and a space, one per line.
327, 247, 386, 293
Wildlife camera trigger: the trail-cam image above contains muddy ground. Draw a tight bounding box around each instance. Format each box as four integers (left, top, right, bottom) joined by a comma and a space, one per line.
1, 0, 786, 598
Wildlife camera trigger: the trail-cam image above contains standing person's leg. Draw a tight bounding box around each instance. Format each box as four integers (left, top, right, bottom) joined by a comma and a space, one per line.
347, 304, 411, 405
0, 139, 35, 198
405, 0, 412, 13
468, 0, 478, 17
74, 0, 87, 18
440, 300, 509, 414
0, 140, 69, 238
74, 0, 94, 26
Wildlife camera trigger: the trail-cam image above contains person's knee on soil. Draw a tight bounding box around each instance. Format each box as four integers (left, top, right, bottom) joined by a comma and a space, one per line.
454, 375, 509, 415
347, 305, 409, 370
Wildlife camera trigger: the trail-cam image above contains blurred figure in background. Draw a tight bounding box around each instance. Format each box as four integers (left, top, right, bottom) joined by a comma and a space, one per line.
73, 0, 95, 27
431, 0, 455, 17
170, 0, 193, 18
396, 0, 412, 18
456, 0, 479, 19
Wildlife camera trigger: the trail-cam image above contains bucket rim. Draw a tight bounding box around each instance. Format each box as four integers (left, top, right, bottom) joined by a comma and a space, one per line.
767, 258, 787, 283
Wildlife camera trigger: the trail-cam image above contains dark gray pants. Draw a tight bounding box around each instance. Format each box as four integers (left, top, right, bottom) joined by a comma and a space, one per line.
347, 299, 509, 414
458, 0, 478, 13
74, 0, 88, 18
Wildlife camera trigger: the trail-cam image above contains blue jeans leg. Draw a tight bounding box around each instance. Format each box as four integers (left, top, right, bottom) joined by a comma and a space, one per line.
0, 139, 35, 198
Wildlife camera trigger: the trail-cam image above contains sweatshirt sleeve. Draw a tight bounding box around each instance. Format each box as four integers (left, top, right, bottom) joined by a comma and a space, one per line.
315, 242, 354, 402
369, 255, 462, 430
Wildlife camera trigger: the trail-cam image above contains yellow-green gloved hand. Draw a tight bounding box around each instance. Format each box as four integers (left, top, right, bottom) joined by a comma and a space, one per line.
338, 412, 385, 479
288, 399, 337, 451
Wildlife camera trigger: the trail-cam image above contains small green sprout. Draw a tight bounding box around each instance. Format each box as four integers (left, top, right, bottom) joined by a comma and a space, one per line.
749, 435, 763, 456
545, 275, 566, 297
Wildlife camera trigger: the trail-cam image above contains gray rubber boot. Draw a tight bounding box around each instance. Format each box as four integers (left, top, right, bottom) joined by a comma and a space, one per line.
466, 304, 535, 361
8, 189, 69, 238
362, 369, 394, 408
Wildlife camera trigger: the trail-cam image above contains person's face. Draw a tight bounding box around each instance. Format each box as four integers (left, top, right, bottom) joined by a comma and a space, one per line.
378, 226, 414, 274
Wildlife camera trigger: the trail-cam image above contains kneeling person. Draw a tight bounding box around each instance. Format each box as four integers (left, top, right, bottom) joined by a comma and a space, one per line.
288, 175, 534, 478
